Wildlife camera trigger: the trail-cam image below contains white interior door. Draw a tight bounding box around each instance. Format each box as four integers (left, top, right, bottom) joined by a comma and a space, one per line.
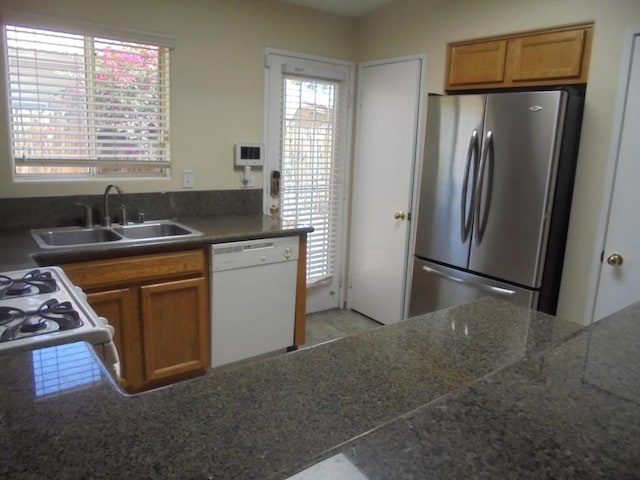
593, 31, 640, 321
347, 57, 424, 324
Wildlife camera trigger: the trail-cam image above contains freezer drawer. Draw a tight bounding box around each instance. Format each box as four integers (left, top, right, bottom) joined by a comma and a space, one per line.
408, 258, 537, 317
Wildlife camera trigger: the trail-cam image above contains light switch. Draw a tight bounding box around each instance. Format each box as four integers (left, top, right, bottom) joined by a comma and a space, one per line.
183, 170, 194, 189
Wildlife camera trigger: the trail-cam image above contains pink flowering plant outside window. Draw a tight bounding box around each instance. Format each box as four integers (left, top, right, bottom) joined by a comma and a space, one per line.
5, 25, 170, 177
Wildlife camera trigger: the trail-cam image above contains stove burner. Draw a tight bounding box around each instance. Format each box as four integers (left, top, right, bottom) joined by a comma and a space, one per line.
0, 298, 83, 342
7, 280, 31, 296
0, 269, 58, 299
0, 306, 26, 325
21, 315, 48, 332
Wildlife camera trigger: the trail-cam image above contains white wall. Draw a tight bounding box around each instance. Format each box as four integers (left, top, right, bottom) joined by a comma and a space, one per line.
355, 0, 640, 324
0, 0, 356, 197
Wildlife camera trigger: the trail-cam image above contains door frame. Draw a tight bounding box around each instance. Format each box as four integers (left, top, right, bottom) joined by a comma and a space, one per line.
585, 25, 640, 323
263, 47, 355, 312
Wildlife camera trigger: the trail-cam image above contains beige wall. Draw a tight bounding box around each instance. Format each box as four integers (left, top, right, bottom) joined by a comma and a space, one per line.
2, 0, 637, 323
356, 0, 640, 323
0, 0, 356, 197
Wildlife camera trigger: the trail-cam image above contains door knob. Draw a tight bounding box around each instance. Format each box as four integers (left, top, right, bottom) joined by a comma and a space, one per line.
394, 211, 406, 220
607, 253, 624, 266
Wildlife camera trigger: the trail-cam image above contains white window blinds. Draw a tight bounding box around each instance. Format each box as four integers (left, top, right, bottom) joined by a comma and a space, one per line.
280, 75, 344, 284
5, 24, 171, 176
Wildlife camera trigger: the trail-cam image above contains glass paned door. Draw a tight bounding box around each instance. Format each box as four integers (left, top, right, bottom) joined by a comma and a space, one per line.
265, 51, 351, 313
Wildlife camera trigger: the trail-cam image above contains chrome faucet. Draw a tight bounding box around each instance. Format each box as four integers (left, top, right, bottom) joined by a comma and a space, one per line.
103, 184, 123, 226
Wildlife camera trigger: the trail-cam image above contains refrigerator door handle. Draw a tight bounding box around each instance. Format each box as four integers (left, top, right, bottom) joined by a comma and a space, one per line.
474, 130, 493, 246
422, 264, 516, 296
460, 129, 479, 243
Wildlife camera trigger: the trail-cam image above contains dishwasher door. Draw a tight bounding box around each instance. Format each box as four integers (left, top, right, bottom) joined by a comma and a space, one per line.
210, 236, 299, 367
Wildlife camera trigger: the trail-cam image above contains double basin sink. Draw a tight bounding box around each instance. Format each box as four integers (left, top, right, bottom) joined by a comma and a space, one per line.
31, 220, 203, 249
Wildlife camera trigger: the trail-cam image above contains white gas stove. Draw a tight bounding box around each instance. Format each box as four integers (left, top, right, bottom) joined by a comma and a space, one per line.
0, 266, 119, 377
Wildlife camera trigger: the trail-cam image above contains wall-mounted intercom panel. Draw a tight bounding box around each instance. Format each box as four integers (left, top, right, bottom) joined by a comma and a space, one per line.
234, 143, 264, 167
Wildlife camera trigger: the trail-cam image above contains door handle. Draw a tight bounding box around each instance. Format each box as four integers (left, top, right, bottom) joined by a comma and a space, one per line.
422, 265, 516, 296
606, 253, 624, 266
474, 130, 493, 246
461, 129, 479, 242
394, 211, 406, 220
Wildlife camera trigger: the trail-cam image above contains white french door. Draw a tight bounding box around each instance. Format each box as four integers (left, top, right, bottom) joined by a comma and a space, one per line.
264, 49, 353, 313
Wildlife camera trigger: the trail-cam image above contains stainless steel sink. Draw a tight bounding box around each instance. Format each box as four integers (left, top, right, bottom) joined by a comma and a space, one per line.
32, 227, 124, 248
31, 220, 202, 249
113, 221, 196, 240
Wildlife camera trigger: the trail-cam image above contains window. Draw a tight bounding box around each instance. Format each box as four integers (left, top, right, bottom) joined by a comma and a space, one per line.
4, 24, 171, 178
280, 76, 341, 283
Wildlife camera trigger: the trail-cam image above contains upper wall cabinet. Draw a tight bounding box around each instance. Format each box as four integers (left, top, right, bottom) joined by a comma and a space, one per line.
446, 23, 593, 91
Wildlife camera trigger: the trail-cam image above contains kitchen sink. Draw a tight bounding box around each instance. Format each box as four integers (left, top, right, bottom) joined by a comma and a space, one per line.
31, 220, 202, 249
32, 227, 124, 248
113, 221, 195, 239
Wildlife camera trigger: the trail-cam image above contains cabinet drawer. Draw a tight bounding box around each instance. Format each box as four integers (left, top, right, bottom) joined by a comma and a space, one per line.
63, 250, 205, 288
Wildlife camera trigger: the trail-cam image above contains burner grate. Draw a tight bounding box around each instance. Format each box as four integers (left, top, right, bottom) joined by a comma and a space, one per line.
0, 269, 59, 299
0, 298, 83, 343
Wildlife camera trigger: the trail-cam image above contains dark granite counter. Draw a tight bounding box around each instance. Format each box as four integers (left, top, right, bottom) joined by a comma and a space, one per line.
0, 213, 312, 270
3, 297, 627, 479
285, 302, 640, 480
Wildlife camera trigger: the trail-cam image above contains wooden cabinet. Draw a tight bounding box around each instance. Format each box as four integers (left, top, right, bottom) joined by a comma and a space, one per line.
446, 23, 593, 91
140, 277, 207, 382
447, 40, 508, 87
86, 288, 135, 389
63, 249, 208, 393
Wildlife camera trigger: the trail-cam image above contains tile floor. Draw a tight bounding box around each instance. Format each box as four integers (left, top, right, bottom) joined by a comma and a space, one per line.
301, 308, 382, 348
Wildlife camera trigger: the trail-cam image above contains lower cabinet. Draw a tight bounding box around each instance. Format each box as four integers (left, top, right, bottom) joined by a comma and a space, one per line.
140, 277, 207, 383
63, 249, 208, 393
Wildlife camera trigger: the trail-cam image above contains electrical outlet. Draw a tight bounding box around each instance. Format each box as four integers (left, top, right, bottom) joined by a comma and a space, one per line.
240, 167, 255, 188
183, 170, 194, 189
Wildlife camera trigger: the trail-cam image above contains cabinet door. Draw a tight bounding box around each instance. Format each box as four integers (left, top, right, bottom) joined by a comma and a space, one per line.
510, 29, 586, 82
86, 288, 139, 390
140, 277, 208, 384
447, 40, 507, 87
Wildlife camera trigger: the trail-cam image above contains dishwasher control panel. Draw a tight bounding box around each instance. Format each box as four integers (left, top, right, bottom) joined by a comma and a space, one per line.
211, 236, 299, 272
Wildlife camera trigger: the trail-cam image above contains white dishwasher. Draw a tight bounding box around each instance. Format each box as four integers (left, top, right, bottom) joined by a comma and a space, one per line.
210, 236, 299, 367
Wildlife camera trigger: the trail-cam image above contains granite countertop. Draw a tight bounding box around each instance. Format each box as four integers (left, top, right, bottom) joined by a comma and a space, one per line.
0, 213, 312, 270
4, 297, 636, 479
294, 301, 640, 480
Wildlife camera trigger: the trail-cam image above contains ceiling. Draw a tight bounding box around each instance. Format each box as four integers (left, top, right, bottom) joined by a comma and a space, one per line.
282, 0, 395, 17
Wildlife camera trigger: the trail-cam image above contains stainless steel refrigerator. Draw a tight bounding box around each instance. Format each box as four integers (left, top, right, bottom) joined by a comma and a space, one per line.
409, 89, 584, 317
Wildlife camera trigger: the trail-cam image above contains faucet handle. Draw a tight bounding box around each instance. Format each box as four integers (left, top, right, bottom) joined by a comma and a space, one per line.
120, 203, 128, 226
76, 203, 93, 228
